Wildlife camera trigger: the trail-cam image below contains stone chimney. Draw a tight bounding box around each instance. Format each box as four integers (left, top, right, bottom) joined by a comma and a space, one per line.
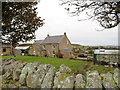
64, 32, 66, 36
47, 34, 49, 37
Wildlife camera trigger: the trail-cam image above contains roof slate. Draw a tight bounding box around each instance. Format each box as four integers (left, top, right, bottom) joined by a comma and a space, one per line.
34, 40, 43, 44
42, 35, 64, 44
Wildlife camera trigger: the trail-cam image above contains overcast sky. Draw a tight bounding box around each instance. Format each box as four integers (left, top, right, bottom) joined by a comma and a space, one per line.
35, 0, 118, 46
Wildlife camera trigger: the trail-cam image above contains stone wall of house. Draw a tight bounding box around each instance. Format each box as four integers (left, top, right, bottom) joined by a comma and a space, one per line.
2, 48, 11, 55
43, 44, 59, 57
59, 36, 72, 58
28, 44, 39, 55
0, 58, 119, 88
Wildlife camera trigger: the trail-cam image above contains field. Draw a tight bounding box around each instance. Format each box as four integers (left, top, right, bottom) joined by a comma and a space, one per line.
2, 56, 115, 75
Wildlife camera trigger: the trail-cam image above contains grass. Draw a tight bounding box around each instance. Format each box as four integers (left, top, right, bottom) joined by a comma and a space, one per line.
2, 55, 116, 74
89, 65, 116, 74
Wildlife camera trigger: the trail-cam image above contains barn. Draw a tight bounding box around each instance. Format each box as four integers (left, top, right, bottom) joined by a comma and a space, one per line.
93, 49, 120, 66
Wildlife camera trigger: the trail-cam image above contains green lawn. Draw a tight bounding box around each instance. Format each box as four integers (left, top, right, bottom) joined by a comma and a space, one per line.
2, 55, 116, 74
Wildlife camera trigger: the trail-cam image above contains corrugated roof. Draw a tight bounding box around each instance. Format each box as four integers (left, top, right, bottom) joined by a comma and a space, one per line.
42, 35, 64, 44
94, 49, 120, 54
15, 46, 30, 50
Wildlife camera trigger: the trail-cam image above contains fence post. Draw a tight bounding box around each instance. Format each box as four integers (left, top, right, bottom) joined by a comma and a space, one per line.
94, 54, 97, 65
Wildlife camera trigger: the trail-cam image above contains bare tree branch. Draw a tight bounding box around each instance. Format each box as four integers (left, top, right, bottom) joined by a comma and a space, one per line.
60, 0, 120, 29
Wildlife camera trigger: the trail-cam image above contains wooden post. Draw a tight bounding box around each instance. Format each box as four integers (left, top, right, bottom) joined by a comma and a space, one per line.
94, 54, 97, 65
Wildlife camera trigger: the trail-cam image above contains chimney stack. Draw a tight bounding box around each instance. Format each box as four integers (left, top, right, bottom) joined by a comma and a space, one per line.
64, 32, 66, 36
47, 34, 49, 37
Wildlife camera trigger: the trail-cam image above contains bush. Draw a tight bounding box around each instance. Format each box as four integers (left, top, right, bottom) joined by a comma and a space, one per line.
59, 54, 63, 58
88, 50, 94, 54
27, 54, 35, 56
69, 57, 74, 59
55, 52, 63, 58
3, 54, 11, 56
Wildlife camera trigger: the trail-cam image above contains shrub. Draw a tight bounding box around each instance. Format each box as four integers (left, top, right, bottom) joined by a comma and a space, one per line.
3, 54, 11, 56
88, 50, 94, 54
69, 57, 74, 59
59, 54, 63, 58
27, 54, 35, 56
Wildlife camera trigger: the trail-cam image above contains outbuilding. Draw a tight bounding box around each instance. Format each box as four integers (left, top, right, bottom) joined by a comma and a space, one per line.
93, 49, 120, 66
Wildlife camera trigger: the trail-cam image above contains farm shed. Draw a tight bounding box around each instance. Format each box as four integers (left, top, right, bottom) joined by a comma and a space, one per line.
93, 49, 120, 65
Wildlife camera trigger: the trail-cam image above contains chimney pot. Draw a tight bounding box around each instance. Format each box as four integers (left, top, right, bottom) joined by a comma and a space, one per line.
47, 34, 49, 37
64, 32, 66, 35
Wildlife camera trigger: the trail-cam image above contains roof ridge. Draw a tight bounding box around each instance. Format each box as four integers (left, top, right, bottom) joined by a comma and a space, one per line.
49, 35, 64, 37
35, 40, 43, 41
42, 35, 65, 44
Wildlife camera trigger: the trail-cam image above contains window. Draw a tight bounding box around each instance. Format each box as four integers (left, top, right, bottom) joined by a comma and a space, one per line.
53, 51, 55, 54
52, 45, 55, 48
3, 48, 6, 52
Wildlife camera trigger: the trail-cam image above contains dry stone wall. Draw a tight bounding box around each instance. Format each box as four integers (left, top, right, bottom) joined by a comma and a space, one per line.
0, 58, 119, 88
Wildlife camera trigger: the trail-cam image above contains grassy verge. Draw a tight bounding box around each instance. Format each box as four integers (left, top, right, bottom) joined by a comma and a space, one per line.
2, 55, 116, 74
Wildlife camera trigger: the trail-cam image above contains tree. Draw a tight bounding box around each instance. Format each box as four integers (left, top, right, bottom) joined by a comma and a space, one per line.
60, 0, 120, 29
2, 2, 44, 47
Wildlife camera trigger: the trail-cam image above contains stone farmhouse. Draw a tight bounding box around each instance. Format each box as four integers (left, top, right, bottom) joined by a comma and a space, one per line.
29, 33, 73, 58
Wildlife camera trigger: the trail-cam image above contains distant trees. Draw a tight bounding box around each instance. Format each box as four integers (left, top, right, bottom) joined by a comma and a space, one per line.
2, 2, 44, 47
88, 50, 94, 54
60, 0, 120, 29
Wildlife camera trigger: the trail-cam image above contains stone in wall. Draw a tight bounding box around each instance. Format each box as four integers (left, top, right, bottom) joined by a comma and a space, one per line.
86, 71, 102, 88
12, 61, 26, 81
3, 70, 12, 80
59, 64, 71, 73
2, 58, 16, 75
113, 68, 120, 88
75, 74, 86, 88
19, 63, 32, 86
0, 63, 2, 75
62, 76, 74, 88
41, 66, 56, 88
101, 72, 117, 88
26, 62, 40, 87
53, 72, 62, 88
53, 64, 72, 88
27, 64, 51, 88
2, 58, 26, 81
19, 62, 40, 86
53, 72, 73, 88
0, 75, 2, 88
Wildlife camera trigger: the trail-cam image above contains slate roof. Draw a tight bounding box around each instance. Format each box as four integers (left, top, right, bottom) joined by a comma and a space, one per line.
34, 40, 43, 45
42, 35, 64, 44
1, 43, 11, 48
